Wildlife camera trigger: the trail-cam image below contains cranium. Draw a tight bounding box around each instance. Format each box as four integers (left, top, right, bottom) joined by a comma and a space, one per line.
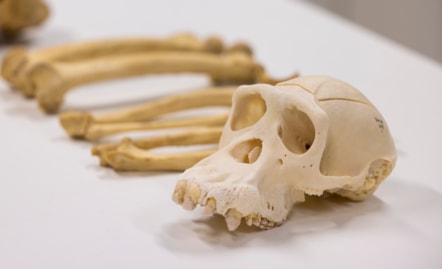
172, 75, 396, 231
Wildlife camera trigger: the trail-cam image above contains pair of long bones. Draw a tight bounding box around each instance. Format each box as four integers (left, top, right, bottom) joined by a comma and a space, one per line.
1, 33, 297, 171
0, 0, 49, 36
68, 86, 235, 171
1, 33, 287, 113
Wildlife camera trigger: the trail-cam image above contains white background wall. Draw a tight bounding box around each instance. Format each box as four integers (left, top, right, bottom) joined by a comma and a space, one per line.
305, 0, 442, 64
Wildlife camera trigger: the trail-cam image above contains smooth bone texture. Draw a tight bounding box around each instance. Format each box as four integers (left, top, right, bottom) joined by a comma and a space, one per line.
60, 86, 236, 140
1, 33, 227, 97
74, 113, 228, 141
92, 127, 222, 171
31, 51, 274, 113
0, 0, 48, 35
172, 75, 397, 231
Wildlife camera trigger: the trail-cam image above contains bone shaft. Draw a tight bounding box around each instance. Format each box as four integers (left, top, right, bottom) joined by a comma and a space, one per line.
94, 87, 236, 123
47, 52, 257, 88
91, 127, 222, 164
34, 52, 257, 112
111, 150, 216, 171
132, 127, 223, 149
86, 113, 228, 141
28, 35, 221, 63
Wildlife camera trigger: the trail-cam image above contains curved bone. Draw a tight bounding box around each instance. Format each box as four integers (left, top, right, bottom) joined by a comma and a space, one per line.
30, 51, 266, 113
1, 33, 226, 97
0, 0, 48, 34
92, 127, 222, 170
59, 86, 236, 138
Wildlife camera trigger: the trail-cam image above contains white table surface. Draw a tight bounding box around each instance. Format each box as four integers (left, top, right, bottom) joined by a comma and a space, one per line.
1, 0, 442, 268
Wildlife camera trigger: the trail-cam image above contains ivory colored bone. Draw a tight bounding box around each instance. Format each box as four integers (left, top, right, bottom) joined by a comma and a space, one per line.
59, 86, 236, 139
77, 113, 228, 141
31, 51, 267, 113
92, 127, 222, 171
1, 33, 225, 97
0, 0, 48, 34
173, 75, 397, 231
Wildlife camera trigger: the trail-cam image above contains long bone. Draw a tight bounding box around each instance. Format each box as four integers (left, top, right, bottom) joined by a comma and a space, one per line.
92, 127, 223, 171
31, 51, 273, 113
76, 113, 228, 141
60, 86, 236, 140
0, 0, 49, 35
1, 33, 228, 97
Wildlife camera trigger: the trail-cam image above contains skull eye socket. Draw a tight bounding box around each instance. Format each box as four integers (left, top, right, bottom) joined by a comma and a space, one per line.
230, 92, 266, 131
278, 106, 315, 154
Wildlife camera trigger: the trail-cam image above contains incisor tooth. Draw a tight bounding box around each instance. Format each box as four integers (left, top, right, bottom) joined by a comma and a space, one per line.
182, 196, 196, 211
172, 180, 187, 204
225, 208, 242, 231
187, 183, 201, 203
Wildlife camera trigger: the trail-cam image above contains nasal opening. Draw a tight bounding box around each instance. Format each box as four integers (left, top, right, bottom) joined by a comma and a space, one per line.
230, 138, 262, 164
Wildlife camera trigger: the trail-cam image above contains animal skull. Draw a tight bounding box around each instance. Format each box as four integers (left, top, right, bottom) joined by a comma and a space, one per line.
172, 75, 396, 231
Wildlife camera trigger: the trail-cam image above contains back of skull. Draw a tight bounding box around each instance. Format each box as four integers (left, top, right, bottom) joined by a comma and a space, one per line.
276, 76, 397, 200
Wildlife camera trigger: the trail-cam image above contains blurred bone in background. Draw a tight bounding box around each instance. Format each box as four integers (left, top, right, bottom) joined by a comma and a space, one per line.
304, 0, 442, 64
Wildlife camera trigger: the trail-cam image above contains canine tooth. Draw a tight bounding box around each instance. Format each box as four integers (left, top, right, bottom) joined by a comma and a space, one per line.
201, 198, 216, 216
225, 208, 242, 231
294, 189, 305, 202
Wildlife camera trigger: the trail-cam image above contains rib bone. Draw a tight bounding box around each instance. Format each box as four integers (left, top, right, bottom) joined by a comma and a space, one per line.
92, 127, 223, 171
1, 33, 225, 97
59, 86, 236, 139
0, 0, 49, 34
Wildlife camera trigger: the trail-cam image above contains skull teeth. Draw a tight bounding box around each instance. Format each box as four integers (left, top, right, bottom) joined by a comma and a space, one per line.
172, 181, 283, 231
182, 196, 196, 211
182, 183, 201, 211
172, 180, 187, 205
225, 208, 242, 231
201, 198, 216, 216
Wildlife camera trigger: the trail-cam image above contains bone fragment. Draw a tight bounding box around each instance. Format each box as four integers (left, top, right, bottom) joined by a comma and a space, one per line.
92, 127, 223, 169
1, 33, 225, 97
60, 86, 236, 139
0, 0, 49, 35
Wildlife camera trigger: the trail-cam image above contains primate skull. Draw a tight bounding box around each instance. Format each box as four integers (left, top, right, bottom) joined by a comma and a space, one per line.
172, 75, 396, 231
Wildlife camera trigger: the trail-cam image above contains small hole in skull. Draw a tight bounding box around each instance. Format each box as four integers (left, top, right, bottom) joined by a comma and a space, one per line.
278, 106, 315, 154
230, 138, 262, 164
278, 159, 283, 165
